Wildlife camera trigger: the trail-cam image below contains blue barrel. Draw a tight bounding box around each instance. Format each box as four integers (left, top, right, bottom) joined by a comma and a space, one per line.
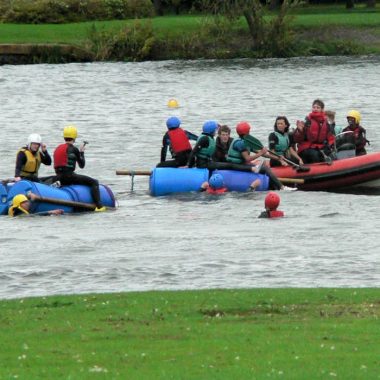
150, 168, 209, 196
6, 180, 116, 214
215, 170, 269, 192
0, 183, 9, 215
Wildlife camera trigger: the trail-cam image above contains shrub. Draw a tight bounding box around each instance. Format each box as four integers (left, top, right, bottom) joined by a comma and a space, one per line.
0, 0, 154, 23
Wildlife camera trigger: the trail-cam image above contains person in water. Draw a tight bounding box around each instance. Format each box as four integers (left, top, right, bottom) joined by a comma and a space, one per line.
157, 116, 198, 168
258, 192, 284, 218
14, 133, 52, 182
200, 172, 261, 194
268, 116, 303, 167
53, 125, 106, 212
293, 99, 336, 164
338, 110, 369, 156
8, 193, 64, 217
227, 122, 293, 191
213, 125, 233, 162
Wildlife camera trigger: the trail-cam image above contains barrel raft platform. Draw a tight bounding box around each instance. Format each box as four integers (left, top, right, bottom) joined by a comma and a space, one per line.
0, 180, 116, 215
117, 168, 270, 196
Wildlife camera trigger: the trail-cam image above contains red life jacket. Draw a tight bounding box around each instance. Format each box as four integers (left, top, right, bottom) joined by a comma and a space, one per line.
206, 187, 228, 195
54, 143, 69, 168
298, 112, 335, 153
168, 128, 192, 153
268, 210, 284, 218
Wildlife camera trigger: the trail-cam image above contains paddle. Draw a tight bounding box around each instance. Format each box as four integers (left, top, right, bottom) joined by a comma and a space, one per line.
115, 169, 304, 185
243, 134, 311, 172
30, 194, 97, 211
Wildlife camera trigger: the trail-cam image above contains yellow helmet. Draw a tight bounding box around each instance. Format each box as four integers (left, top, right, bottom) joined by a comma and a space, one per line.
63, 125, 78, 139
347, 110, 361, 124
167, 99, 179, 108
12, 194, 28, 208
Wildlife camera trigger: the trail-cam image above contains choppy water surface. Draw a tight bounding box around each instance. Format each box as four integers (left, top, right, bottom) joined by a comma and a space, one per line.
0, 56, 379, 299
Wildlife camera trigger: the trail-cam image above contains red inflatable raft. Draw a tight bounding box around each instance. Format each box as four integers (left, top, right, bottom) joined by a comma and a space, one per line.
271, 152, 380, 193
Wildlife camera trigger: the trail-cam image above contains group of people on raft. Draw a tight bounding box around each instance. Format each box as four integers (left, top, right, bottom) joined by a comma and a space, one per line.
158, 98, 369, 192
8, 125, 107, 217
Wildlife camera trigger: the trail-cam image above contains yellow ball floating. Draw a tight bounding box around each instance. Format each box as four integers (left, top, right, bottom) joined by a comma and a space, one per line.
167, 98, 179, 108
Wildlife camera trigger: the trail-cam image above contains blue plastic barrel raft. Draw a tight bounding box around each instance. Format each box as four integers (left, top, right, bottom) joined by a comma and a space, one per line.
0, 183, 10, 215
150, 168, 209, 196
214, 170, 269, 192
149, 167, 270, 196
2, 180, 115, 215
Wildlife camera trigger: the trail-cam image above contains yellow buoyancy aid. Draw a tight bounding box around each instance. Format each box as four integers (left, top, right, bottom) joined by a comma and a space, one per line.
18, 148, 42, 177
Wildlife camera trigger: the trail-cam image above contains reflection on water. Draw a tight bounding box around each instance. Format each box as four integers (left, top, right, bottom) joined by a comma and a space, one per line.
0, 56, 380, 299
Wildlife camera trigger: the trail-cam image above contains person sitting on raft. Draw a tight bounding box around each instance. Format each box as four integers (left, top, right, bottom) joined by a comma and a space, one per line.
337, 110, 369, 156
186, 120, 262, 175
258, 192, 284, 219
213, 125, 233, 163
227, 122, 292, 191
14, 133, 52, 183
293, 99, 336, 164
157, 116, 198, 168
268, 116, 303, 167
53, 125, 106, 212
8, 193, 64, 217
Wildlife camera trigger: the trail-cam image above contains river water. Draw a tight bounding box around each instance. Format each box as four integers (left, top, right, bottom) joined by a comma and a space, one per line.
0, 56, 379, 300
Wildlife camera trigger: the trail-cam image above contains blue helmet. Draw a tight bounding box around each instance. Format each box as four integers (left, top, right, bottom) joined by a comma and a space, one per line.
202, 120, 218, 135
209, 173, 224, 189
233, 139, 246, 152
166, 116, 181, 129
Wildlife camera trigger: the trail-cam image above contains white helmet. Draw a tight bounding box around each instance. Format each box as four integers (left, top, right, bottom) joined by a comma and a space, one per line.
28, 133, 42, 146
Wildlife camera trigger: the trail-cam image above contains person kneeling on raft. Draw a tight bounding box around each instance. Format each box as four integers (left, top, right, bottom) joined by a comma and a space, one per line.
8, 193, 64, 217
53, 125, 106, 212
258, 192, 284, 219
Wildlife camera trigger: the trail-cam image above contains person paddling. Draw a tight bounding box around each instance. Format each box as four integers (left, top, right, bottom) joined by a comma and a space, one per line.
53, 125, 106, 212
258, 192, 284, 218
227, 122, 294, 191
14, 134, 52, 183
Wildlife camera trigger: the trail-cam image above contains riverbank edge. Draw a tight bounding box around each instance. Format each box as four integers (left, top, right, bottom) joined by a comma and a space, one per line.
1, 25, 379, 64
1, 287, 379, 378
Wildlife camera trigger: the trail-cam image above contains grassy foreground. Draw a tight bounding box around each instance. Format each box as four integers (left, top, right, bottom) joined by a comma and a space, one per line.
1, 288, 379, 379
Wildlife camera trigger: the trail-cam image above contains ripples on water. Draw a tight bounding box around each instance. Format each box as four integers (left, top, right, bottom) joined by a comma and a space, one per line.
0, 56, 379, 299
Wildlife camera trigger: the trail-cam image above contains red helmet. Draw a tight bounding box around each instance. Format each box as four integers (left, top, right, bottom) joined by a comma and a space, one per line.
265, 192, 280, 211
236, 121, 251, 136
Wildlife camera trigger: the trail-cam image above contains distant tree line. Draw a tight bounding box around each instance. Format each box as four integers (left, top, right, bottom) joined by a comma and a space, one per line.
151, 0, 377, 15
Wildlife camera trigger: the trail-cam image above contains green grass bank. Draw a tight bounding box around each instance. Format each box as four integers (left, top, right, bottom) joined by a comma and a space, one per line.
1, 288, 379, 379
0, 5, 380, 63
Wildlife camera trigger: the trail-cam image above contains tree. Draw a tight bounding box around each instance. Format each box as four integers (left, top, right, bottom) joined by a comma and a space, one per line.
153, 0, 164, 15
202, 0, 296, 51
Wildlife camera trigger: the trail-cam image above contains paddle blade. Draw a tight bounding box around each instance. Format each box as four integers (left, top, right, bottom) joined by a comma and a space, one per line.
243, 134, 264, 151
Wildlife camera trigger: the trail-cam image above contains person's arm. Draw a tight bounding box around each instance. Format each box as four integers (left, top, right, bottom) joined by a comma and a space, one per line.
185, 130, 198, 141
40, 146, 52, 166
75, 145, 85, 169
187, 136, 208, 167
160, 133, 170, 162
14, 151, 27, 179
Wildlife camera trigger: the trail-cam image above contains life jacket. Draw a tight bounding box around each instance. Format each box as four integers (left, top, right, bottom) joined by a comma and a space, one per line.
54, 143, 76, 171
18, 148, 41, 177
273, 131, 290, 156
206, 187, 228, 194
298, 112, 334, 153
168, 128, 192, 154
342, 125, 368, 153
197, 134, 216, 160
268, 210, 284, 218
8, 205, 29, 217
227, 138, 249, 164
